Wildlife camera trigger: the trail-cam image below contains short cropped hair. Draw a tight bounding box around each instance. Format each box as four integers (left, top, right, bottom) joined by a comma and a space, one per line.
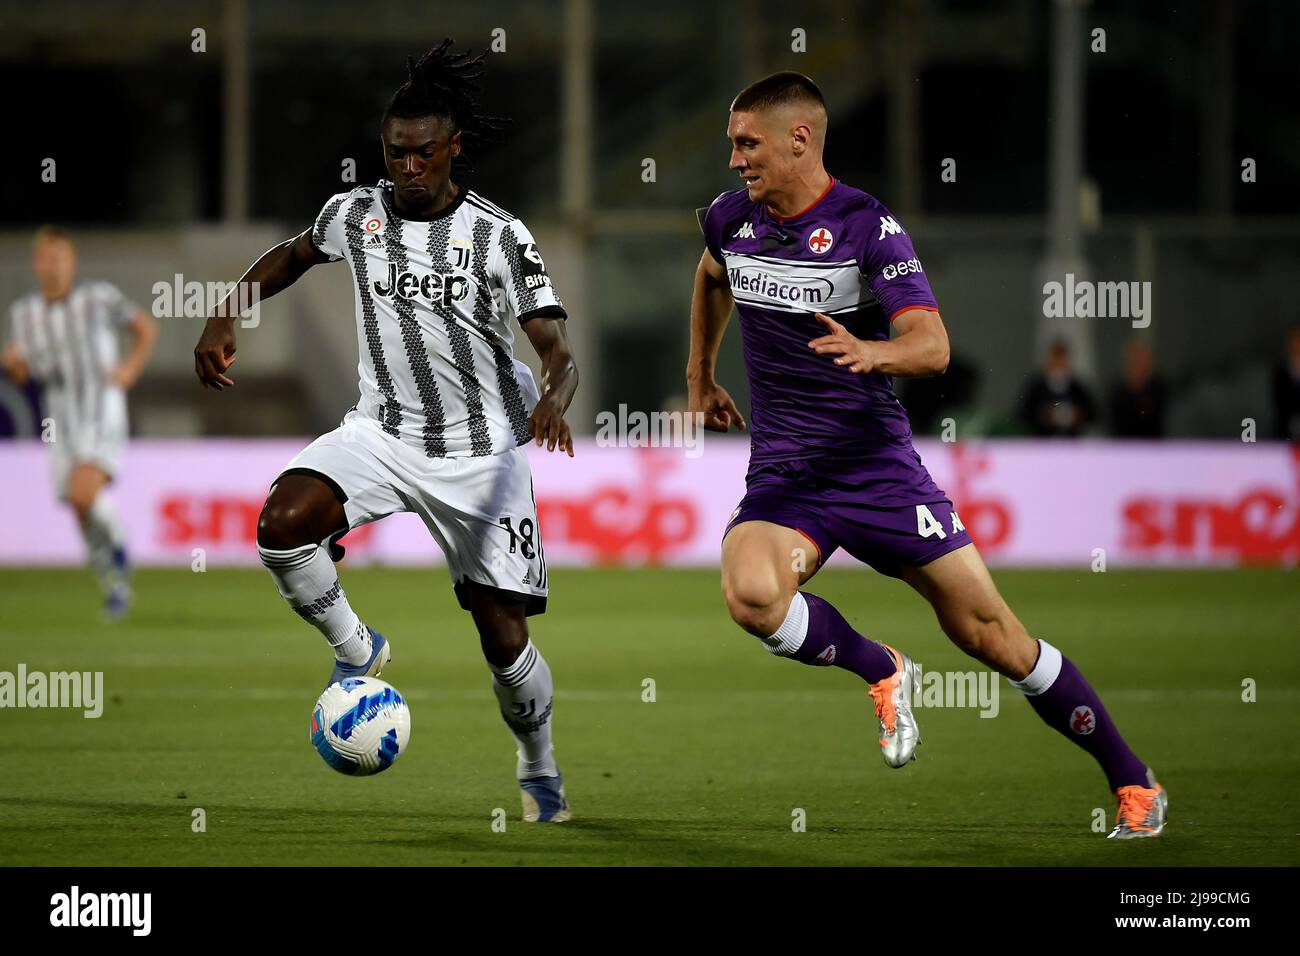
730, 71, 827, 114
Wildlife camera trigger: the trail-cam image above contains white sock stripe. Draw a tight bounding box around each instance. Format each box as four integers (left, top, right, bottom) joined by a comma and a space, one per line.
258, 544, 319, 571
495, 664, 535, 689
512, 646, 539, 685
258, 543, 317, 559
492, 643, 538, 686
763, 592, 809, 657
1010, 639, 1063, 696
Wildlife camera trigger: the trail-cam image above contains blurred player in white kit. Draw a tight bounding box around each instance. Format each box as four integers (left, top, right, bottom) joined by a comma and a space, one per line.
3, 226, 158, 616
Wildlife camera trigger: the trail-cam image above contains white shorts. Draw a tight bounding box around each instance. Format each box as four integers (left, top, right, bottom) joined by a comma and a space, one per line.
279, 410, 549, 615
48, 386, 128, 499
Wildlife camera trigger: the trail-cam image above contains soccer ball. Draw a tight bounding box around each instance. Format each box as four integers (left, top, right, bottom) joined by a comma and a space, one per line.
310, 677, 411, 776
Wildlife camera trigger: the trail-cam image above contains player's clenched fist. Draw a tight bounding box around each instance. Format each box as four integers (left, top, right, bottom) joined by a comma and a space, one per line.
194, 316, 238, 390
528, 393, 574, 456
689, 380, 747, 433
808, 311, 877, 374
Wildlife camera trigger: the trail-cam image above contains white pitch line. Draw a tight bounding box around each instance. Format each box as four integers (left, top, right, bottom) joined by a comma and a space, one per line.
97, 687, 1300, 704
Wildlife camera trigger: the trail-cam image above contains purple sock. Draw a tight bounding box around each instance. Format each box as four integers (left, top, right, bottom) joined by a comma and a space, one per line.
787, 592, 897, 683
1014, 639, 1149, 791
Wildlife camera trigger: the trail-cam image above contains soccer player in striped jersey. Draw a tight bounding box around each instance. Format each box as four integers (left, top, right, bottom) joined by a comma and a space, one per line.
689, 73, 1166, 839
3, 226, 158, 617
194, 41, 577, 822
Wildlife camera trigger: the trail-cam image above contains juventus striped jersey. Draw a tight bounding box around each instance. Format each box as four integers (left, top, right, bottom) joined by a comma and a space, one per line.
310, 180, 567, 458
8, 281, 138, 434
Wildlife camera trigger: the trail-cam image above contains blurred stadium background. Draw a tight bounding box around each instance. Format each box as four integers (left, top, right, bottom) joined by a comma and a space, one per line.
2, 0, 1298, 433
1, 0, 1297, 568
0, 0, 1297, 868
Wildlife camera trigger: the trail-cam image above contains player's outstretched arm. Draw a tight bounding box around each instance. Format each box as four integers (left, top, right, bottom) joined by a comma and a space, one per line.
808, 307, 950, 378
523, 312, 579, 456
686, 249, 746, 432
110, 308, 159, 390
193, 228, 332, 390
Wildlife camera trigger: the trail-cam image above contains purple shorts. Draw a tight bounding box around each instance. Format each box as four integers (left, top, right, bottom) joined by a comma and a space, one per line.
724, 456, 972, 577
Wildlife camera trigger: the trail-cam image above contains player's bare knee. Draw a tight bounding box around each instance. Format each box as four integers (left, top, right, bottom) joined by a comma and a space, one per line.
476, 612, 528, 669
465, 584, 530, 668
481, 628, 528, 669
723, 581, 792, 638
731, 603, 783, 637
256, 499, 315, 551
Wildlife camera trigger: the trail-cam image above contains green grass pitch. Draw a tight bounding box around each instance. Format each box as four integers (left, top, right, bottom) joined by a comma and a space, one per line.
1, 566, 1296, 866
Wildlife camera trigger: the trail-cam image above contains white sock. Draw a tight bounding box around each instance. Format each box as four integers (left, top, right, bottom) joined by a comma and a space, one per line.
1009, 639, 1063, 696
81, 493, 126, 594
258, 543, 371, 664
761, 592, 808, 656
490, 641, 558, 779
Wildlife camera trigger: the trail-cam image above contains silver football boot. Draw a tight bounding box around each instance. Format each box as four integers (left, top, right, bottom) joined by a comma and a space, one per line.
1107, 767, 1168, 839
871, 645, 921, 768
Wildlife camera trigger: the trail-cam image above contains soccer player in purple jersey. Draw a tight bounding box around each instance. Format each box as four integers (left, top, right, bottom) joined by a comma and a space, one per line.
688, 72, 1166, 839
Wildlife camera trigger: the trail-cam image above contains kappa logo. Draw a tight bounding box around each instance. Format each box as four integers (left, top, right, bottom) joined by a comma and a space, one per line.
807, 227, 834, 254
1070, 705, 1096, 735
732, 222, 756, 239
877, 215, 903, 240
814, 644, 837, 666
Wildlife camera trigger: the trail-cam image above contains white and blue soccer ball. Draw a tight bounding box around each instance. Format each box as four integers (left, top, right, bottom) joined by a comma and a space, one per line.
310, 677, 411, 776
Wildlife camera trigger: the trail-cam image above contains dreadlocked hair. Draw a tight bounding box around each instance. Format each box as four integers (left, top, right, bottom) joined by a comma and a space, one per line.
382, 38, 509, 174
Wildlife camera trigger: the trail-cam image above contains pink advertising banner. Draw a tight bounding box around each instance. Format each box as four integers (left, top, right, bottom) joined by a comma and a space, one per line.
1, 439, 1297, 568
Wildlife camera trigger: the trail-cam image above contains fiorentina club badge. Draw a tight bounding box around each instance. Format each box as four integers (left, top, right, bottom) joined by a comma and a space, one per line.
807, 226, 833, 255
1070, 705, 1096, 735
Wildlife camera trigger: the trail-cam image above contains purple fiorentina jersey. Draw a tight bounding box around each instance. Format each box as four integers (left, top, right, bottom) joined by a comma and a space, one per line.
701, 178, 944, 505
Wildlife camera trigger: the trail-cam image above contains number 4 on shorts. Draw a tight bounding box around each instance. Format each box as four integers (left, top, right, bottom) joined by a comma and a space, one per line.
916, 504, 964, 539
